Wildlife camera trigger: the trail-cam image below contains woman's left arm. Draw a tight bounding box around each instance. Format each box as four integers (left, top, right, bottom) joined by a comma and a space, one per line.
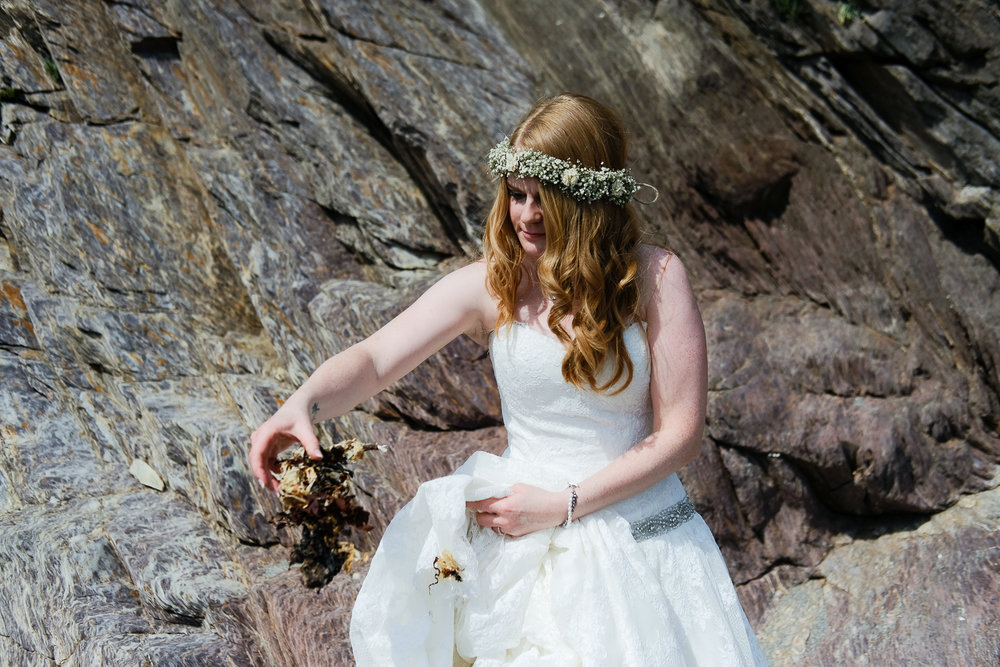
572, 253, 707, 517
469, 253, 707, 535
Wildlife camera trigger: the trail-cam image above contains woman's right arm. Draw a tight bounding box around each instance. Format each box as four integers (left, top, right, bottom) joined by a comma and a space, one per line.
249, 262, 494, 493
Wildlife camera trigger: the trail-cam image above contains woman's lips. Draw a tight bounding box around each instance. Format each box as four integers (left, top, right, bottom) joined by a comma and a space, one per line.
522, 230, 545, 239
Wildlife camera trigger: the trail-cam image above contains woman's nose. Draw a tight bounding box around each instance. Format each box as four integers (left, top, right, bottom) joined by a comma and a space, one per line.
521, 198, 542, 223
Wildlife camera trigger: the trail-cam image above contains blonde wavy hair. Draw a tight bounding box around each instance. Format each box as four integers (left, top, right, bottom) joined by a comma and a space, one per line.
483, 93, 642, 393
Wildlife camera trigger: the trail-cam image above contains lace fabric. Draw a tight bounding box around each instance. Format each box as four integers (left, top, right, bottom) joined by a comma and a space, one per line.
350, 322, 767, 666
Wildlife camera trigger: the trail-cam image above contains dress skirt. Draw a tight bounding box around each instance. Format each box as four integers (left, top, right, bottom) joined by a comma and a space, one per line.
349, 451, 767, 666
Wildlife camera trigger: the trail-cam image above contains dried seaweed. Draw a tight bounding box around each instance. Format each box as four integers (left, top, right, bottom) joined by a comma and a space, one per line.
429, 549, 464, 591
274, 438, 381, 588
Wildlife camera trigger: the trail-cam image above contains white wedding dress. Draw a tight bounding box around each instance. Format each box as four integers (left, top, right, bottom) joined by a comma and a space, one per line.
350, 322, 767, 666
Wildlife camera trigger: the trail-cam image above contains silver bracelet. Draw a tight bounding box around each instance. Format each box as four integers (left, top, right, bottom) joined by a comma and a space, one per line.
561, 483, 579, 527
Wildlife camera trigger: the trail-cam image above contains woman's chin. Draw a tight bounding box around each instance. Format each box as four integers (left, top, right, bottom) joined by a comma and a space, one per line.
519, 237, 546, 257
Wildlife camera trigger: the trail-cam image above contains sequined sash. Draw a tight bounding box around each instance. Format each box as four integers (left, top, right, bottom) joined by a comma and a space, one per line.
629, 497, 697, 542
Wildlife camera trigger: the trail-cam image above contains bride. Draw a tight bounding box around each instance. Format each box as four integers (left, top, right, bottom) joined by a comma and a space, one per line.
250, 93, 767, 665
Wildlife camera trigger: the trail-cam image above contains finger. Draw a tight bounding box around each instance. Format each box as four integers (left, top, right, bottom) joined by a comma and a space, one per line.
265, 471, 281, 495
266, 433, 305, 492
249, 430, 294, 494
294, 426, 323, 460
248, 433, 273, 487
466, 497, 504, 513
250, 450, 280, 494
466, 500, 491, 513
474, 513, 510, 532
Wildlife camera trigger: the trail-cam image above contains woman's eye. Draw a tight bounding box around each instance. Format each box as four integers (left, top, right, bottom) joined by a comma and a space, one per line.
511, 192, 526, 203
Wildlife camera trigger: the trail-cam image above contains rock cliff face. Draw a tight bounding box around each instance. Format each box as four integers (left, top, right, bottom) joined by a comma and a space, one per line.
0, 0, 997, 664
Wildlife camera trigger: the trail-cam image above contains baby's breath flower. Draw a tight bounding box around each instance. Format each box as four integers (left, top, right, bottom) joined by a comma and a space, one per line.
487, 137, 639, 207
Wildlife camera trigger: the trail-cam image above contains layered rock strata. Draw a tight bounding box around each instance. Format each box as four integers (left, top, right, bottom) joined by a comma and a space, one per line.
0, 0, 997, 664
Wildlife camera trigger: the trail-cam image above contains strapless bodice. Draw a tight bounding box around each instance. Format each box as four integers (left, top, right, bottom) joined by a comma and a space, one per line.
488, 321, 687, 526
489, 321, 652, 482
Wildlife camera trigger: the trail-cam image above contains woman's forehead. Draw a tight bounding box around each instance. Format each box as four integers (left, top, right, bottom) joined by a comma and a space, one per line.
506, 176, 540, 192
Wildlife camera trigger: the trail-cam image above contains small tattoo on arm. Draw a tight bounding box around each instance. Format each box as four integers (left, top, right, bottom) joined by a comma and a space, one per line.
311, 402, 319, 421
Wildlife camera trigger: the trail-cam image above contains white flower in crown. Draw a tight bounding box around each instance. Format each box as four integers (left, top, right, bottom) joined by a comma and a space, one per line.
487, 137, 640, 207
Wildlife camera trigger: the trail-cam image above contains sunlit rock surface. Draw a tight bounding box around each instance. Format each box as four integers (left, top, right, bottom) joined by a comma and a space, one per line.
0, 0, 997, 664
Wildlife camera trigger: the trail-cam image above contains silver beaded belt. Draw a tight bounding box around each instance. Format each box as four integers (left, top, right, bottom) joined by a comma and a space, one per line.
629, 497, 697, 542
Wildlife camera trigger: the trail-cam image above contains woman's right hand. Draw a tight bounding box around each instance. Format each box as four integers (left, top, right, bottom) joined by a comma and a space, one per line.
247, 261, 496, 494
249, 403, 323, 494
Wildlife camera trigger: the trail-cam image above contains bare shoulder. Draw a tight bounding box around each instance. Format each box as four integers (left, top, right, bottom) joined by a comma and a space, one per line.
435, 260, 497, 345
636, 244, 681, 319
451, 258, 489, 280
441, 260, 491, 302
647, 255, 702, 338
636, 243, 673, 268
656, 250, 693, 296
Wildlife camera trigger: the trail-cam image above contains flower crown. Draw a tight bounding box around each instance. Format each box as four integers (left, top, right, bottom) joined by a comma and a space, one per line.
487, 137, 639, 207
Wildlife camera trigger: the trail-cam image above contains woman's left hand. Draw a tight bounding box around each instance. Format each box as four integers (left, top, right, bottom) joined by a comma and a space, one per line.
466, 483, 569, 537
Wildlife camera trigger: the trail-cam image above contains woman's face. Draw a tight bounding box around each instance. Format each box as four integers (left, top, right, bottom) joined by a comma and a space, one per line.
507, 177, 545, 259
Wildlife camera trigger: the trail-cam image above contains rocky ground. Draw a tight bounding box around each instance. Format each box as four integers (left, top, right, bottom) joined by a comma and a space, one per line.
0, 0, 997, 664
758, 482, 1000, 665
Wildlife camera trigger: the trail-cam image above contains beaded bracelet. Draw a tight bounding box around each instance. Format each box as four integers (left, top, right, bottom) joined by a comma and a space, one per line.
561, 483, 579, 527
